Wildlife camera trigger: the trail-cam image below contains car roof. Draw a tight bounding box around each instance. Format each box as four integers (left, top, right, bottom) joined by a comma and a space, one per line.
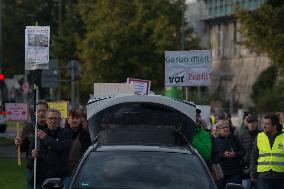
87, 94, 196, 121
91, 144, 194, 154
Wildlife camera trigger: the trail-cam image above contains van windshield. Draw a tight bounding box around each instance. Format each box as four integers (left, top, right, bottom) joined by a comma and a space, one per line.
72, 151, 213, 189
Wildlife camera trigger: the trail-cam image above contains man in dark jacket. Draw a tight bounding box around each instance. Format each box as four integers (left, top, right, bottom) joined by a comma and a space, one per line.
250, 113, 284, 189
15, 100, 48, 189
30, 109, 71, 189
236, 114, 259, 189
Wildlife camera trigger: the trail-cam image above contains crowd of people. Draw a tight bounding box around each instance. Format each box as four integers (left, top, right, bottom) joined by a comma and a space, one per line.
14, 100, 284, 189
15, 101, 91, 189
194, 109, 284, 189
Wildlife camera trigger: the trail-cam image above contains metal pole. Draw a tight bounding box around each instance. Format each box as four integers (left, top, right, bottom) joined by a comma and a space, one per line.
33, 21, 39, 189
0, 0, 3, 106
181, 0, 188, 101
71, 61, 75, 110
33, 84, 38, 189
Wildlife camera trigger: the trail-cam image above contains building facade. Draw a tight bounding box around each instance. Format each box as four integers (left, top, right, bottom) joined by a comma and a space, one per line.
188, 0, 270, 109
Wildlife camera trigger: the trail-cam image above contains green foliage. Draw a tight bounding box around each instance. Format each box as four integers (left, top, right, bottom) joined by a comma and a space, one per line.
52, 1, 83, 63
253, 85, 284, 112
236, 3, 284, 72
75, 0, 199, 100
2, 0, 60, 76
251, 66, 277, 101
236, 2, 284, 110
251, 66, 284, 111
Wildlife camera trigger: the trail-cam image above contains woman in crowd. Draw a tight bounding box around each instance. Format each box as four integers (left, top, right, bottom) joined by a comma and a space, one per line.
64, 111, 92, 187
213, 120, 245, 189
211, 125, 218, 138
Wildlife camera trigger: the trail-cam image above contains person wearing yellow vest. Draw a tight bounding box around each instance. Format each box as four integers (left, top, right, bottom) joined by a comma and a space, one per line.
250, 113, 284, 189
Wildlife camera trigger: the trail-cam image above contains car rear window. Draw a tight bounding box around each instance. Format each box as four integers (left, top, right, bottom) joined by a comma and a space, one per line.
72, 151, 213, 189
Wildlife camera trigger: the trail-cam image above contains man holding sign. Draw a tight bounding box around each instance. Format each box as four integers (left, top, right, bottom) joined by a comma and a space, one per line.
30, 109, 71, 188
14, 101, 48, 189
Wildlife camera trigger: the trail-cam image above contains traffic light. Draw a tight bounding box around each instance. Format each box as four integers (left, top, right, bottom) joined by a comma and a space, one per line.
0, 74, 5, 90
0, 74, 5, 81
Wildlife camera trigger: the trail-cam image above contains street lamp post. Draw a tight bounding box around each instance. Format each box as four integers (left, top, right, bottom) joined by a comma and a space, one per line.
0, 0, 3, 107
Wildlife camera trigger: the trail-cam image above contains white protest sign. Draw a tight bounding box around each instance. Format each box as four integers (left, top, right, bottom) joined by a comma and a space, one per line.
127, 78, 151, 95
25, 26, 50, 70
94, 83, 134, 98
5, 103, 29, 122
165, 50, 211, 87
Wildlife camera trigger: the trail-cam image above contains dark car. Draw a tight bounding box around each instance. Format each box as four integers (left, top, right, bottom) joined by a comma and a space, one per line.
43, 144, 243, 189
42, 94, 243, 189
48, 145, 215, 189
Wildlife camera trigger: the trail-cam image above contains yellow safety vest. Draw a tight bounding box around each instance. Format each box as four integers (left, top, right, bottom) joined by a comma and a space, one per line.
282, 124, 284, 132
210, 116, 216, 125
257, 132, 284, 172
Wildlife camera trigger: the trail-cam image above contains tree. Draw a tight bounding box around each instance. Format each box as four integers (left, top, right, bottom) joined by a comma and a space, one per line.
2, 0, 60, 76
236, 1, 284, 73
77, 0, 200, 98
235, 1, 284, 111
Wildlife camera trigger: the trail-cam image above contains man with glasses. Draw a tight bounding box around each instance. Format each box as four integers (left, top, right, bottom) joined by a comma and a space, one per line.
30, 109, 71, 189
250, 113, 284, 189
15, 100, 48, 189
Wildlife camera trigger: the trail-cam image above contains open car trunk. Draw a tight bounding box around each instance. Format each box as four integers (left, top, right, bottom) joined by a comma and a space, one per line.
87, 94, 196, 146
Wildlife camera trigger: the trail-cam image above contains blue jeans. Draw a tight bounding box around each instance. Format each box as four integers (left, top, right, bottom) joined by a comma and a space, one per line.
242, 179, 252, 189
27, 169, 34, 189
256, 178, 284, 189
216, 175, 241, 189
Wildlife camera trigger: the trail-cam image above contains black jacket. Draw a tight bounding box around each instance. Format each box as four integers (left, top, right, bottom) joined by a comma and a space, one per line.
235, 128, 259, 178
21, 122, 47, 165
68, 127, 91, 155
213, 134, 245, 176
66, 127, 91, 175
29, 127, 72, 185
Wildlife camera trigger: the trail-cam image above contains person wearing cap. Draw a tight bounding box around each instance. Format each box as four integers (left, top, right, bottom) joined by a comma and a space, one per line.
192, 109, 212, 164
250, 113, 284, 189
234, 111, 253, 137
236, 114, 259, 189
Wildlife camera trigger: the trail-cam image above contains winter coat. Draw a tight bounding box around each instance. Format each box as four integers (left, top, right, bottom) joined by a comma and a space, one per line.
21, 122, 47, 168
213, 134, 245, 176
66, 128, 91, 175
235, 128, 259, 178
29, 127, 72, 186
192, 127, 212, 162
